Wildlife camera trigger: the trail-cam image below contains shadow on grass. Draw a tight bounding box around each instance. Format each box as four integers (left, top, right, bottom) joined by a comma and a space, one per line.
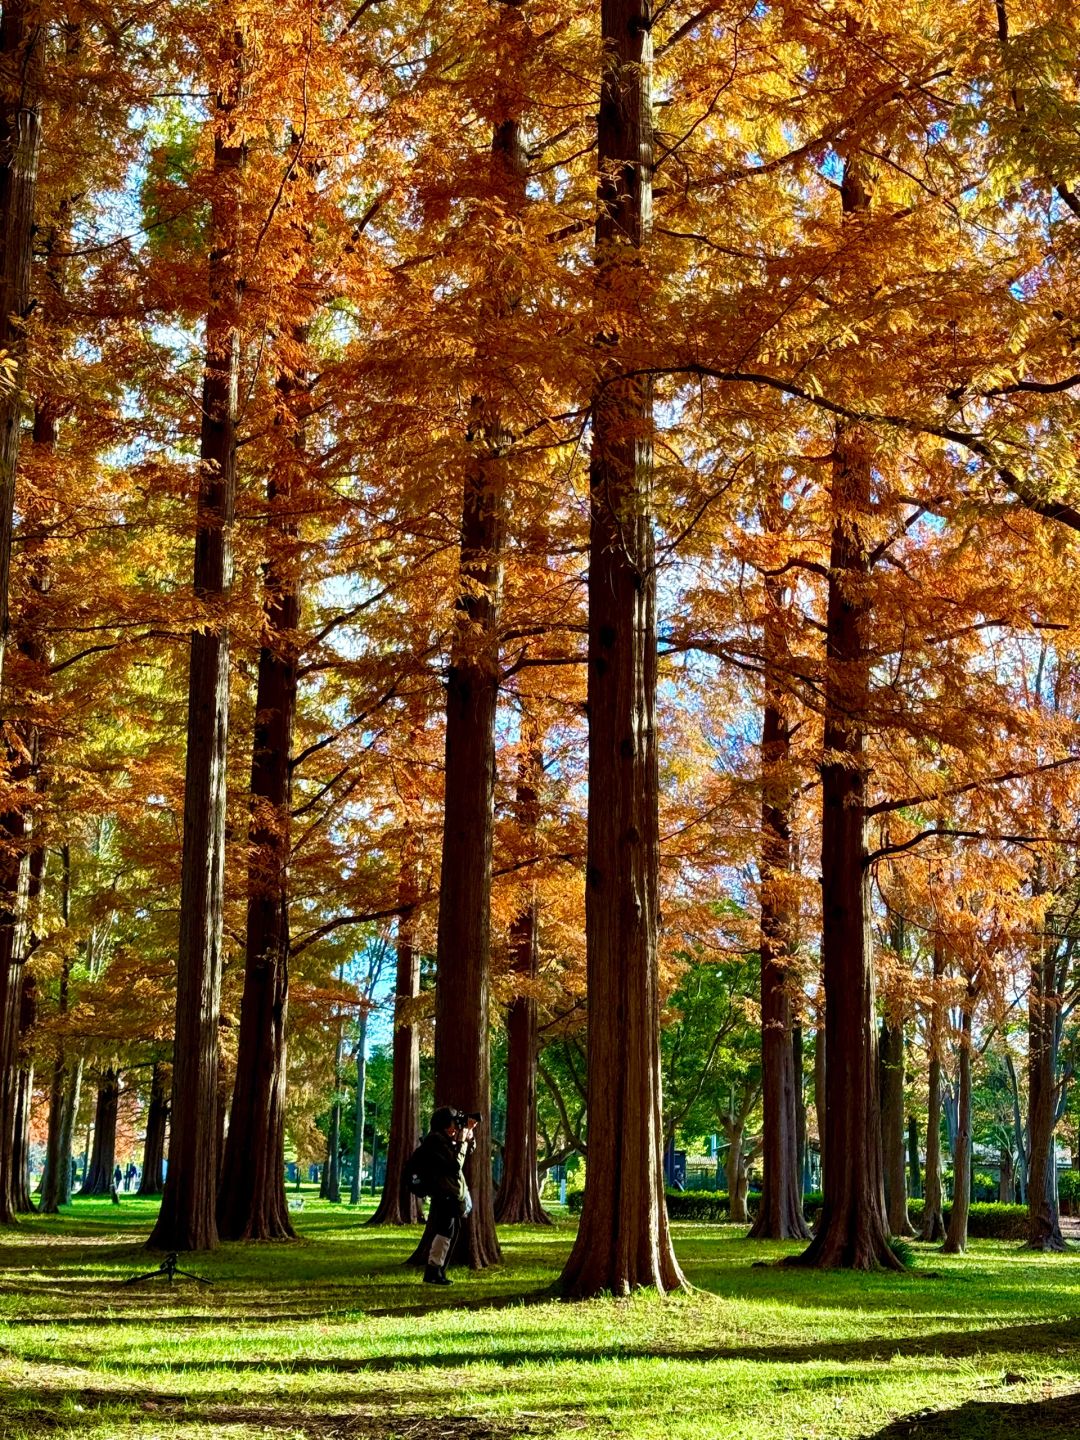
868, 1388, 1080, 1438
0, 1385, 570, 1438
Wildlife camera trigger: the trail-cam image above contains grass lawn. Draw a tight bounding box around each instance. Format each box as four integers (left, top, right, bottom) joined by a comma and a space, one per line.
1, 1194, 1078, 1439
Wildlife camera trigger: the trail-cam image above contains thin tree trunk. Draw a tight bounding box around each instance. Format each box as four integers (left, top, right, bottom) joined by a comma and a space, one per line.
814, 1019, 825, 1185
727, 1127, 748, 1223
750, 559, 808, 1240
59, 1058, 82, 1205
943, 990, 974, 1253
12, 969, 34, 1212
881, 1014, 913, 1236
80, 1070, 119, 1196
560, 0, 683, 1298
369, 853, 422, 1225
907, 1115, 921, 1201
350, 1011, 368, 1206
999, 1146, 1014, 1204
921, 939, 946, 1241
496, 722, 550, 1226
794, 1025, 808, 1196
1027, 928, 1066, 1249
38, 804, 73, 1214
151, 25, 244, 1254
217, 296, 305, 1242
792, 157, 897, 1272
138, 1063, 168, 1197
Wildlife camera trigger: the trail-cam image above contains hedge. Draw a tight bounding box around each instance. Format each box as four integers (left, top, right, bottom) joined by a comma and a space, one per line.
568, 1189, 1030, 1237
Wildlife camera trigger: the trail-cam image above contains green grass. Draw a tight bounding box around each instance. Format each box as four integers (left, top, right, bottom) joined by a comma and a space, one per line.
1, 1193, 1079, 1439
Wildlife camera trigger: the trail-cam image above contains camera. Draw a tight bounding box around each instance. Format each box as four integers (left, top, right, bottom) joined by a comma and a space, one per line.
451, 1110, 483, 1127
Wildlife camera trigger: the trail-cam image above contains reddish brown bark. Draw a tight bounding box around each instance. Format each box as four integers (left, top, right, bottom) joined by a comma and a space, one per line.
138, 1062, 168, 1197
559, 0, 683, 1298
942, 988, 974, 1253
881, 1016, 913, 1237
495, 726, 550, 1226
792, 162, 898, 1272
217, 308, 305, 1241
920, 938, 946, 1240
1027, 929, 1066, 1250
80, 1070, 120, 1196
151, 33, 245, 1253
750, 565, 808, 1241
369, 855, 423, 1226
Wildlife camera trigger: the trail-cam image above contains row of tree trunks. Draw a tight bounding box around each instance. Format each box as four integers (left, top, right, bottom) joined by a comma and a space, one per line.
150, 20, 246, 1253
749, 555, 808, 1241
559, 0, 683, 1298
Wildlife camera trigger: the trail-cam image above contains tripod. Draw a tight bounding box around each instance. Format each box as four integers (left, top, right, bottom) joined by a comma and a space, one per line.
122, 1252, 213, 1287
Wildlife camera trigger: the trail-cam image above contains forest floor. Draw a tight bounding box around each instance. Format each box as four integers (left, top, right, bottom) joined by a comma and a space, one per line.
0, 1194, 1078, 1440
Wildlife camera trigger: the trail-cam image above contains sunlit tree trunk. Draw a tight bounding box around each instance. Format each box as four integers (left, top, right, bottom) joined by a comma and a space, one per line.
1027, 927, 1066, 1249
559, 0, 683, 1299
750, 562, 808, 1240
217, 297, 307, 1241
152, 21, 245, 1253
369, 851, 422, 1225
942, 986, 974, 1253
495, 721, 550, 1226
881, 1017, 913, 1236
921, 939, 946, 1241
350, 1011, 368, 1206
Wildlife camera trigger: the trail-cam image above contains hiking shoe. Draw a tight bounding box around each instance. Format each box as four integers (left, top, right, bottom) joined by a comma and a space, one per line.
423, 1265, 452, 1285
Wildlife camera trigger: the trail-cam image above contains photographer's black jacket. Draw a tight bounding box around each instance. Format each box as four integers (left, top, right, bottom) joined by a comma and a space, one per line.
415, 1129, 468, 1211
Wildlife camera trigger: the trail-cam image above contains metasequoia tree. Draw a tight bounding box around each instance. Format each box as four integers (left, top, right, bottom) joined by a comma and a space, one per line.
559, 0, 683, 1298
880, 916, 914, 1238
495, 712, 550, 1225
749, 518, 809, 1241
151, 13, 246, 1252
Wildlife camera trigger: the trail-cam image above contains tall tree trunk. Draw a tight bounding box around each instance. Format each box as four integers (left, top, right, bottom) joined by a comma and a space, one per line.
80, 1070, 119, 1196
39, 841, 73, 1216
999, 1146, 1013, 1203
559, 0, 683, 1298
0, 0, 43, 1230
726, 1126, 748, 1223
942, 990, 974, 1253
217, 300, 305, 1242
921, 938, 946, 1240
431, 92, 531, 1271
151, 25, 244, 1254
1027, 928, 1066, 1249
138, 1063, 168, 1197
794, 1025, 808, 1196
793, 157, 897, 1272
369, 854, 422, 1225
350, 1011, 368, 1206
750, 561, 808, 1240
881, 1015, 913, 1236
814, 1018, 825, 1185
11, 969, 34, 1212
496, 722, 550, 1226
907, 1115, 921, 1201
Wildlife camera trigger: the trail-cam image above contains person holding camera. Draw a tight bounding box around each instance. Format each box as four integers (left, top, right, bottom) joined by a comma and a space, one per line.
410, 1106, 480, 1285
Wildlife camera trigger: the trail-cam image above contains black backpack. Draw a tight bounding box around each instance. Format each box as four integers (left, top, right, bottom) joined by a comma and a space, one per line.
407, 1142, 432, 1198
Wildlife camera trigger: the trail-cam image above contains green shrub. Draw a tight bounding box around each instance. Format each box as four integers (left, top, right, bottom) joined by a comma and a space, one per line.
1058, 1169, 1080, 1203
907, 1199, 1028, 1239
971, 1170, 997, 1203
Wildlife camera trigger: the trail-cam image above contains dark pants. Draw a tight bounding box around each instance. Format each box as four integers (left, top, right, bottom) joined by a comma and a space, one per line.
427, 1197, 459, 1270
